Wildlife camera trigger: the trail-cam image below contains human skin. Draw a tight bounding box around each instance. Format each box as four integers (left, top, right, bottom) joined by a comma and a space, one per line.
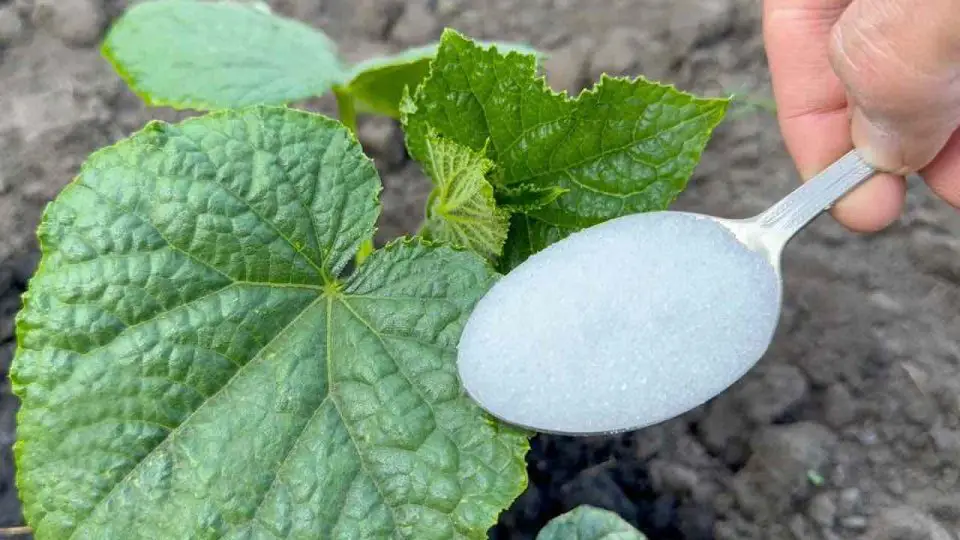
763, 0, 960, 232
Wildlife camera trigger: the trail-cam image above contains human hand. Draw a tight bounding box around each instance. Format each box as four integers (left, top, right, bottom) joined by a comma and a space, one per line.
763, 0, 960, 232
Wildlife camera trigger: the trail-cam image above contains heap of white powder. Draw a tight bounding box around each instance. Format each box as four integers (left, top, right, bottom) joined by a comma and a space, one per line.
457, 212, 782, 434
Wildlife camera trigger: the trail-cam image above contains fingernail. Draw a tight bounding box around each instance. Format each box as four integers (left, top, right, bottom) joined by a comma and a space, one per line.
850, 107, 911, 175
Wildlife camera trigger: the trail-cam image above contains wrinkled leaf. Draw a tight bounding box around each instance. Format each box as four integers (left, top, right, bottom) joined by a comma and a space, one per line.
536, 506, 647, 540
12, 107, 528, 539
345, 41, 541, 119
102, 0, 346, 109
404, 30, 728, 268
418, 129, 510, 261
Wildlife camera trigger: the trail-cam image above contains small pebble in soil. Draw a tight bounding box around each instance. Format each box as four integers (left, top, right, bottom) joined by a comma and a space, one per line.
866, 506, 953, 540
733, 422, 837, 519
840, 515, 868, 531
650, 461, 700, 495
837, 487, 862, 515
740, 363, 809, 424
886, 477, 906, 496
389, 1, 437, 46
931, 427, 960, 464
32, 0, 104, 47
823, 383, 857, 427
808, 492, 837, 527
788, 514, 817, 540
458, 212, 782, 434
0, 5, 24, 46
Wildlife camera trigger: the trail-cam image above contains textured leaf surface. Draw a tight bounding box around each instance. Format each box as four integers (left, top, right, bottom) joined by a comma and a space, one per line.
12, 107, 528, 539
102, 0, 345, 109
346, 42, 540, 119
404, 30, 728, 268
536, 506, 647, 540
418, 129, 510, 261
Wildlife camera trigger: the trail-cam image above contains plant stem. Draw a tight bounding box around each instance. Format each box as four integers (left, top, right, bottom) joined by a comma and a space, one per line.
0, 526, 32, 537
332, 86, 370, 265
333, 86, 358, 136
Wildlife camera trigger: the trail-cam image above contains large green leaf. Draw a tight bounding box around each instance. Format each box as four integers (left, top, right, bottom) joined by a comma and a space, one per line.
102, 0, 346, 110
12, 107, 528, 539
345, 42, 540, 119
536, 506, 647, 540
403, 30, 728, 268
418, 129, 510, 261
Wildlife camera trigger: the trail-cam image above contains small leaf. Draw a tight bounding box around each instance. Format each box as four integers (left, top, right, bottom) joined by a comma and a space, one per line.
345, 41, 541, 119
418, 129, 510, 261
12, 107, 528, 539
537, 506, 647, 540
405, 29, 728, 268
496, 184, 569, 213
102, 0, 346, 110
345, 45, 436, 119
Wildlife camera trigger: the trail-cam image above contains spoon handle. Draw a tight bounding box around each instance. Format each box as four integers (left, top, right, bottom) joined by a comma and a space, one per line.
755, 150, 877, 245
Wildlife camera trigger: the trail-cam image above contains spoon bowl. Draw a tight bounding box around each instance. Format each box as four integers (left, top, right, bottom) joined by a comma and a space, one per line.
457, 150, 877, 435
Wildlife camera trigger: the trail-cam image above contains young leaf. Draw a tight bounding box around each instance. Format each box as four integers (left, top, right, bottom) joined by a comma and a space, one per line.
418, 130, 509, 261
536, 506, 647, 540
102, 0, 346, 110
345, 41, 541, 119
345, 44, 438, 119
404, 29, 728, 267
495, 184, 569, 213
11, 107, 528, 539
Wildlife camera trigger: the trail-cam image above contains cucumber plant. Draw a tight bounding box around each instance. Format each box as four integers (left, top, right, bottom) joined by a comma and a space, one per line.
99, 0, 540, 132
10, 1, 727, 538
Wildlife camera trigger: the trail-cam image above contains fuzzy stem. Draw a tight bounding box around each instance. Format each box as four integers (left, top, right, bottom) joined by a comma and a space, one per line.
333, 87, 358, 135
0, 526, 33, 537
332, 86, 369, 264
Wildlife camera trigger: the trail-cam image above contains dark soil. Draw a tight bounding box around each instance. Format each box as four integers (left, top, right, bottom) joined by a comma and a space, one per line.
1, 1, 959, 539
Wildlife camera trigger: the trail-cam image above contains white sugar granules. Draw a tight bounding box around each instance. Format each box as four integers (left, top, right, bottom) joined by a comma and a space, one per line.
457, 212, 782, 434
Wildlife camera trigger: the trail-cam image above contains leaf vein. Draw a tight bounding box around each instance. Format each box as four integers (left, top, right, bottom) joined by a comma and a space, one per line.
66, 296, 326, 539
185, 122, 327, 279
73, 182, 236, 285
326, 298, 402, 538
508, 107, 716, 188
246, 395, 332, 531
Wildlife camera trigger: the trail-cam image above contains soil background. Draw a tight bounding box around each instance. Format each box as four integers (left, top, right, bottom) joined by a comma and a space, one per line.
1, 0, 960, 539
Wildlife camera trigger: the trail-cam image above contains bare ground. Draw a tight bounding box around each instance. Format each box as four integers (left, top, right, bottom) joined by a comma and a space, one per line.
1, 1, 959, 539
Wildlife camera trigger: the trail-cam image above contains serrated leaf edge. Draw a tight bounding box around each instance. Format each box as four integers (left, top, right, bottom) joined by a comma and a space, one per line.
410, 29, 730, 232
419, 28, 730, 127
11, 107, 383, 528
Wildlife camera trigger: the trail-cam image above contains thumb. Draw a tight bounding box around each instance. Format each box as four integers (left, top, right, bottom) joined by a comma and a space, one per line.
828, 0, 960, 174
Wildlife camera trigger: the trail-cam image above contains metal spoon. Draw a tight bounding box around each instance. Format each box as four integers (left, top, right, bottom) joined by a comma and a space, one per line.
457, 150, 877, 436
